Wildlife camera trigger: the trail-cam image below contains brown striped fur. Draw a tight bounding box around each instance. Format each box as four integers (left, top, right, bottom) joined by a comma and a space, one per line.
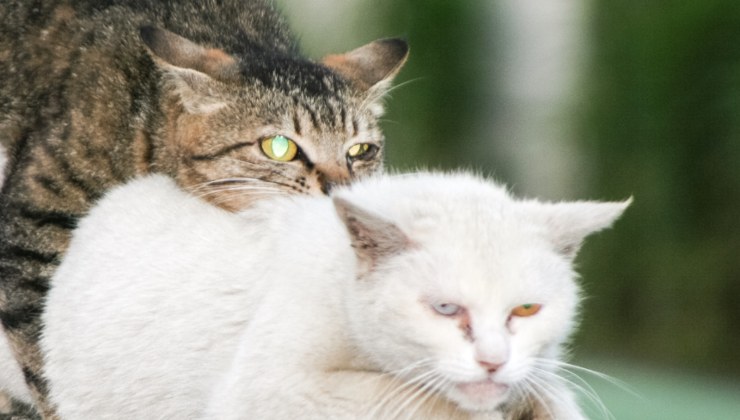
0, 1, 408, 418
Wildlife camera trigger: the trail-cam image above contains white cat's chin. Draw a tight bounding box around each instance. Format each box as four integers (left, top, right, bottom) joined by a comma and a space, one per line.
447, 379, 510, 412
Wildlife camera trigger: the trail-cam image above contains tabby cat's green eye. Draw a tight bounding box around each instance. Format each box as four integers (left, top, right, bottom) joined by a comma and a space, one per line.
261, 135, 298, 162
347, 143, 376, 160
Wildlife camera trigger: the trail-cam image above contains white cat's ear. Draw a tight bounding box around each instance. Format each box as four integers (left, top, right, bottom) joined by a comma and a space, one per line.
140, 26, 237, 114
530, 198, 632, 258
322, 38, 409, 115
333, 197, 411, 271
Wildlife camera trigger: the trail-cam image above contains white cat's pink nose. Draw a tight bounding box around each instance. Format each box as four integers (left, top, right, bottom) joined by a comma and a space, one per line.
476, 358, 505, 373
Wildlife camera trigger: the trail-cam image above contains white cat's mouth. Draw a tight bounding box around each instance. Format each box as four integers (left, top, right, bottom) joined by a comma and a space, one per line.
450, 379, 510, 410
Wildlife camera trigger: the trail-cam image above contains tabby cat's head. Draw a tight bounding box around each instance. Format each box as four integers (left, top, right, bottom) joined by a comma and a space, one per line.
141, 26, 408, 210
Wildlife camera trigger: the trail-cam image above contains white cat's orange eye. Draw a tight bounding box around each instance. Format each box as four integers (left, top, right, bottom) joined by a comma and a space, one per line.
511, 304, 542, 318
432, 302, 462, 317
261, 135, 298, 162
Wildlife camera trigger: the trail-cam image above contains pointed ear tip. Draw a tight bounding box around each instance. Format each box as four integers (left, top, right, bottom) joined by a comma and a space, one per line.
332, 195, 352, 216
332, 195, 347, 207
612, 196, 633, 216
377, 37, 410, 57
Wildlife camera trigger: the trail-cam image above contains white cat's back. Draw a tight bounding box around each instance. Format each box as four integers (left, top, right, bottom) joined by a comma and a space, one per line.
42, 175, 349, 419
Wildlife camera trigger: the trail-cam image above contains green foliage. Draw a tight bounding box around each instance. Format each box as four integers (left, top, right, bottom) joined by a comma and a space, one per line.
357, 0, 497, 170
576, 0, 740, 375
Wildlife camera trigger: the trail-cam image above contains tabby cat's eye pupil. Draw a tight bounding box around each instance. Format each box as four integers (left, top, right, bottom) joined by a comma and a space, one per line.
272, 135, 289, 157
261, 135, 298, 162
347, 143, 374, 160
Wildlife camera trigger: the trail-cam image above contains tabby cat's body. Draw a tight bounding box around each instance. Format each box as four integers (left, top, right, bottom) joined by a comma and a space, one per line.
8, 172, 628, 419
0, 1, 407, 416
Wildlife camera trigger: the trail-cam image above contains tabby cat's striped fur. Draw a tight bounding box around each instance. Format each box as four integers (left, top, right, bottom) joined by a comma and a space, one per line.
0, 1, 407, 417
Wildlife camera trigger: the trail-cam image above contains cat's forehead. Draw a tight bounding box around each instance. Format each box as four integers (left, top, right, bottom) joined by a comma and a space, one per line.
342, 173, 575, 298
345, 173, 524, 232
229, 71, 374, 134
401, 223, 575, 317
236, 57, 358, 104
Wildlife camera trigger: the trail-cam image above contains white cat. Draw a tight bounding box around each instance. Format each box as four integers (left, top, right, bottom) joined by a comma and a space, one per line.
28, 172, 627, 419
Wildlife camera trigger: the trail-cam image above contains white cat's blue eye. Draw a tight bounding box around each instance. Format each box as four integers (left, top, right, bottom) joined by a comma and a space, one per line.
432, 302, 462, 317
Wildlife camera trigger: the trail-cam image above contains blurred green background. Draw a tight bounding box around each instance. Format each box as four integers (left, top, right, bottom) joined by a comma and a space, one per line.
279, 0, 740, 418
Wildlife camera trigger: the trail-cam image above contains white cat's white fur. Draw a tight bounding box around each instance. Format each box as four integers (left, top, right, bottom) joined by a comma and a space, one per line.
2, 172, 627, 419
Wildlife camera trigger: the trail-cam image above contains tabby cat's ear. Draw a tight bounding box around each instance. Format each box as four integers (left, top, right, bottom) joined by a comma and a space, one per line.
322, 38, 409, 108
140, 26, 238, 114
528, 198, 632, 258
333, 196, 411, 271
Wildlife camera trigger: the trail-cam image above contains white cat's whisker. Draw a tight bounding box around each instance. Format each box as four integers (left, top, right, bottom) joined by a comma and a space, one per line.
511, 378, 543, 418
518, 373, 561, 420
388, 372, 446, 420
534, 357, 637, 417
366, 360, 439, 419
368, 367, 439, 419
530, 363, 614, 420
537, 358, 639, 398
402, 373, 451, 420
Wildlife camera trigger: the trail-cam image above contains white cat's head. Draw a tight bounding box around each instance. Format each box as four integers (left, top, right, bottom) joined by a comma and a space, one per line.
333, 172, 630, 413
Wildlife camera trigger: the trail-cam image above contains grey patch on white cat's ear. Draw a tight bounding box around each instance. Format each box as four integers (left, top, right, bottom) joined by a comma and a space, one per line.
333, 196, 411, 270
140, 26, 237, 114
535, 197, 632, 258
322, 38, 409, 107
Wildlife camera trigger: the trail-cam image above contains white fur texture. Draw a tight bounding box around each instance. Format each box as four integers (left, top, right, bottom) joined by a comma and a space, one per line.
30, 172, 627, 419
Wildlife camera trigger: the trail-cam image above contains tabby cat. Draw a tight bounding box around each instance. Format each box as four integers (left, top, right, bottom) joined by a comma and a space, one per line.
10, 172, 627, 419
0, 0, 408, 417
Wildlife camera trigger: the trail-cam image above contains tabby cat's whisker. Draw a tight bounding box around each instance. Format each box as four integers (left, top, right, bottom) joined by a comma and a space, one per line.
191, 189, 284, 203
193, 185, 285, 198
189, 177, 277, 191
223, 158, 303, 184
